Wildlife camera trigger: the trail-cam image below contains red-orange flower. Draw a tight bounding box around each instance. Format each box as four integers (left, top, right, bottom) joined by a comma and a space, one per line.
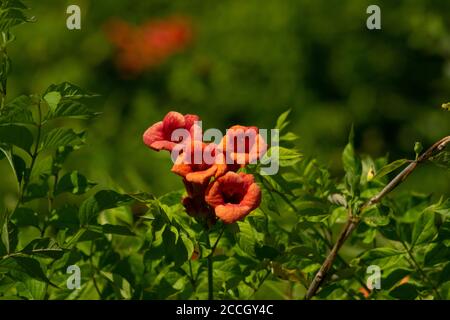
171, 141, 227, 184
219, 125, 267, 166
205, 172, 261, 224
143, 111, 199, 152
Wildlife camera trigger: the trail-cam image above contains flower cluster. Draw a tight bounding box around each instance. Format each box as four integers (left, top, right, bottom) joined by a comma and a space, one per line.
105, 17, 193, 75
143, 111, 267, 225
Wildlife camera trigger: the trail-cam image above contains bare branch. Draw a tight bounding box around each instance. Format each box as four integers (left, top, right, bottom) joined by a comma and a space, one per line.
305, 135, 450, 300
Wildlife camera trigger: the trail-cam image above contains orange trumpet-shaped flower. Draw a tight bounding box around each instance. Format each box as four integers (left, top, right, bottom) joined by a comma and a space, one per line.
171, 141, 227, 184
143, 111, 199, 152
205, 171, 261, 224
219, 125, 267, 166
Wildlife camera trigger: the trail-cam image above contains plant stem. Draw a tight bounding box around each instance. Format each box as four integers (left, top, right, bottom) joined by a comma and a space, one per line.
258, 176, 370, 291
400, 240, 442, 299
21, 100, 42, 202
207, 254, 213, 300
206, 227, 225, 300
305, 135, 450, 300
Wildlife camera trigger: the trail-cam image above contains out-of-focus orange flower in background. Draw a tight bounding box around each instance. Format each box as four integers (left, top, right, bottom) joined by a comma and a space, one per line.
104, 16, 193, 75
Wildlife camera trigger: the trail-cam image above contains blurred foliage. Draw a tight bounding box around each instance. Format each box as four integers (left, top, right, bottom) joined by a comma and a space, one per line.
0, 0, 448, 198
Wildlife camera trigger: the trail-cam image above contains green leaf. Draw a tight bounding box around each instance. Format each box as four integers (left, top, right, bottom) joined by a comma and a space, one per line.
411, 210, 437, 247
275, 109, 291, 131
21, 238, 65, 259
0, 145, 22, 186
0, 6, 32, 31
55, 171, 96, 195
179, 232, 193, 257
40, 128, 84, 151
100, 271, 132, 299
429, 151, 450, 170
280, 132, 299, 142
261, 146, 302, 167
100, 224, 135, 236
47, 100, 99, 120
424, 243, 449, 266
362, 205, 390, 227
79, 190, 133, 226
374, 159, 409, 180
11, 207, 39, 228
0, 95, 34, 124
0, 124, 33, 151
237, 221, 257, 256
383, 268, 411, 290
12, 153, 26, 183
342, 128, 362, 194
293, 198, 328, 216
389, 283, 418, 300
44, 82, 97, 99
23, 181, 49, 202
0, 256, 52, 284
255, 244, 279, 260
2, 0, 28, 10
43, 91, 61, 112
360, 248, 404, 262
23, 278, 46, 300
0, 212, 9, 254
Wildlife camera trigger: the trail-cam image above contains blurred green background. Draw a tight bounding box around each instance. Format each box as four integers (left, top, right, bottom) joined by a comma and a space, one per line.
1, 0, 449, 202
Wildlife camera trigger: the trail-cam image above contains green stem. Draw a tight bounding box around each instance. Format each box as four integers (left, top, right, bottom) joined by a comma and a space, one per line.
206, 227, 225, 300
207, 254, 213, 300
400, 241, 442, 299
22, 100, 42, 202
90, 240, 102, 298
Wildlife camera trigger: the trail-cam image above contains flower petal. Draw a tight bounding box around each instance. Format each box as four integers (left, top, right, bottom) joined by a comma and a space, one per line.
215, 204, 252, 224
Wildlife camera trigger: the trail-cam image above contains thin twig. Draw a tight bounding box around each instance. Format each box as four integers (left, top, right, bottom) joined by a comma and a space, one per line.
400, 240, 442, 299
259, 175, 370, 292
305, 135, 450, 300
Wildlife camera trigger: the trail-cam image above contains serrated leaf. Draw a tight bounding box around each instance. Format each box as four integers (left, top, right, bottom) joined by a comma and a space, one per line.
0, 95, 34, 124
411, 210, 437, 247
44, 82, 97, 99
47, 100, 99, 120
55, 171, 96, 195
40, 128, 83, 151
43, 91, 61, 112
79, 190, 133, 226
